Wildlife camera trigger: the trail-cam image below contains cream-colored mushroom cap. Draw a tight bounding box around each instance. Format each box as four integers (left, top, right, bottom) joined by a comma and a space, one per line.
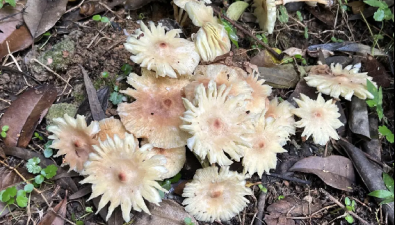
253, 0, 277, 34
243, 109, 288, 177
142, 139, 186, 179
292, 93, 343, 145
194, 22, 232, 62
182, 166, 252, 222
265, 98, 295, 143
118, 69, 190, 149
97, 117, 128, 141
243, 70, 272, 114
180, 80, 254, 166
124, 21, 200, 78
305, 63, 376, 101
183, 64, 253, 105
48, 114, 100, 173
174, 0, 212, 9
80, 133, 167, 222
184, 1, 218, 27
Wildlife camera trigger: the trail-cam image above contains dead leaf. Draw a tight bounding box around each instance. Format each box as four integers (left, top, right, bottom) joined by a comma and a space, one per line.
283, 47, 304, 57
92, 197, 124, 225
362, 55, 392, 87
258, 64, 300, 89
349, 96, 371, 140
0, 85, 57, 147
305, 5, 334, 26
348, 1, 365, 14
23, 0, 69, 38
308, 42, 386, 57
251, 48, 282, 67
0, 2, 33, 60
289, 155, 356, 191
38, 192, 68, 225
133, 200, 198, 225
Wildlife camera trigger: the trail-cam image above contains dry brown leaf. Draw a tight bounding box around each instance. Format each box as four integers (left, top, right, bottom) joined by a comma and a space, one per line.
289, 155, 356, 191
251, 49, 281, 67
0, 85, 57, 147
38, 193, 68, 225
258, 64, 300, 89
348, 1, 365, 14
0, 2, 33, 60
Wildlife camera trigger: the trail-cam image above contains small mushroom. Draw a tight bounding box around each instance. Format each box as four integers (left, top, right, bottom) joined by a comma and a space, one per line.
124, 21, 200, 78
142, 139, 186, 179
172, 0, 212, 26
253, 0, 329, 34
243, 70, 272, 114
183, 64, 253, 105
48, 114, 100, 173
80, 133, 167, 222
97, 117, 128, 141
243, 109, 288, 177
118, 69, 190, 148
180, 80, 254, 166
265, 97, 295, 143
182, 166, 252, 222
305, 63, 376, 101
292, 93, 344, 145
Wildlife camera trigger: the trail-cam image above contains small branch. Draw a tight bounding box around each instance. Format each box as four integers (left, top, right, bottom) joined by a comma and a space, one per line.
212, 7, 284, 60
320, 188, 371, 225
31, 59, 72, 88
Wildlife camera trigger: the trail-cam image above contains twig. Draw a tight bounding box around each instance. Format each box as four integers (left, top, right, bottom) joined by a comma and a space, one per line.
212, 7, 284, 60
65, 0, 85, 14
0, 159, 50, 207
98, 2, 122, 19
6, 42, 32, 87
254, 191, 267, 225
265, 172, 312, 185
320, 188, 371, 225
31, 58, 72, 88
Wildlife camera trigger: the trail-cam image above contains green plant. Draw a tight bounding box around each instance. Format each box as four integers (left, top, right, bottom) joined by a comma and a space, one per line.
331, 36, 344, 43
364, 0, 394, 21
366, 79, 383, 120
26, 157, 58, 185
368, 173, 394, 204
92, 15, 110, 23
277, 5, 289, 24
109, 85, 126, 105
121, 64, 133, 75
184, 217, 194, 225
0, 0, 16, 9
43, 140, 54, 158
344, 197, 356, 223
101, 71, 109, 78
1, 125, 9, 138
220, 19, 239, 48
157, 173, 182, 199
258, 184, 267, 193
296, 11, 303, 21
33, 132, 44, 141
278, 195, 285, 200
252, 34, 268, 49
138, 13, 145, 20
304, 27, 309, 39
378, 125, 394, 143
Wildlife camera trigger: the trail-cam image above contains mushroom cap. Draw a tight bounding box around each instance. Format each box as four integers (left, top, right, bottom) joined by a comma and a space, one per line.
142, 139, 186, 179
304, 63, 376, 101
174, 0, 212, 9
265, 98, 295, 143
183, 64, 253, 105
124, 21, 200, 78
252, 0, 277, 34
80, 133, 167, 222
182, 166, 252, 222
243, 110, 288, 177
292, 93, 344, 145
194, 22, 232, 62
97, 117, 128, 141
180, 80, 254, 166
48, 114, 100, 173
184, 1, 218, 27
243, 70, 272, 114
118, 69, 190, 148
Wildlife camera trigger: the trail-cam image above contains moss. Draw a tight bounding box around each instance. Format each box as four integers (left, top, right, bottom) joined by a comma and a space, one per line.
46, 103, 78, 124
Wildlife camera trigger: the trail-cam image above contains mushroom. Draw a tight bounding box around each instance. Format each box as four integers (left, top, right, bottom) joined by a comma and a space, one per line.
80, 133, 167, 222
48, 114, 100, 173
243, 109, 288, 177
141, 139, 186, 179
243, 70, 272, 114
180, 80, 254, 166
182, 166, 252, 222
172, 0, 212, 26
292, 93, 344, 145
118, 68, 190, 148
253, 0, 329, 34
265, 97, 295, 143
304, 63, 376, 101
97, 117, 128, 141
183, 64, 253, 105
124, 21, 200, 78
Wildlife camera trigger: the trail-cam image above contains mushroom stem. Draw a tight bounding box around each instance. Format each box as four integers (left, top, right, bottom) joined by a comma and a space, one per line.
275, 0, 328, 5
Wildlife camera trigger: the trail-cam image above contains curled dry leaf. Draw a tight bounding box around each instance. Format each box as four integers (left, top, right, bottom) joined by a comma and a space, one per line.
289, 155, 356, 192
0, 85, 57, 147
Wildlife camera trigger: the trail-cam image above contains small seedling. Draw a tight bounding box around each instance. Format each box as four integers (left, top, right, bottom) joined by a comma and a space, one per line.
101, 71, 109, 78
121, 64, 133, 75
43, 140, 54, 158
366, 79, 384, 120
1, 125, 9, 138
138, 13, 145, 20
296, 11, 303, 21
220, 19, 239, 48
278, 195, 285, 200
277, 5, 289, 24
331, 36, 344, 43
0, 0, 16, 9
364, 0, 394, 21
378, 125, 394, 143
33, 132, 44, 141
258, 184, 268, 193
184, 217, 194, 225
344, 197, 356, 224
368, 173, 394, 205
304, 27, 309, 39
92, 15, 110, 23
158, 173, 182, 199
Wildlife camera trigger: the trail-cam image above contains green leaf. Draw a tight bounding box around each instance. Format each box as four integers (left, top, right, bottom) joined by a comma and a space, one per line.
351, 200, 356, 210
6, 187, 17, 198
161, 180, 171, 191
331, 37, 338, 42
0, 2, 4, 9
221, 19, 239, 48
7, 198, 15, 205
5, 0, 16, 7
345, 197, 351, 206
184, 217, 193, 225
226, 1, 249, 21
92, 15, 102, 21
17, 190, 26, 197
277, 5, 289, 24
26, 157, 42, 174
258, 184, 267, 193
368, 190, 393, 198
374, 9, 385, 21
85, 207, 93, 213
304, 27, 309, 39
43, 148, 53, 158
383, 173, 394, 193
168, 173, 182, 184
109, 92, 125, 105
101, 16, 110, 23
296, 11, 303, 21
383, 8, 393, 20
379, 126, 394, 143
364, 0, 387, 8
379, 197, 394, 205
101, 71, 109, 78
1, 131, 6, 138
121, 64, 133, 75
345, 214, 354, 223
42, 165, 58, 179
345, 205, 353, 211
2, 125, 9, 131
278, 195, 285, 200
35, 175, 45, 184
16, 195, 28, 207
76, 221, 84, 225
24, 184, 34, 193
366, 100, 376, 107
0, 190, 6, 202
